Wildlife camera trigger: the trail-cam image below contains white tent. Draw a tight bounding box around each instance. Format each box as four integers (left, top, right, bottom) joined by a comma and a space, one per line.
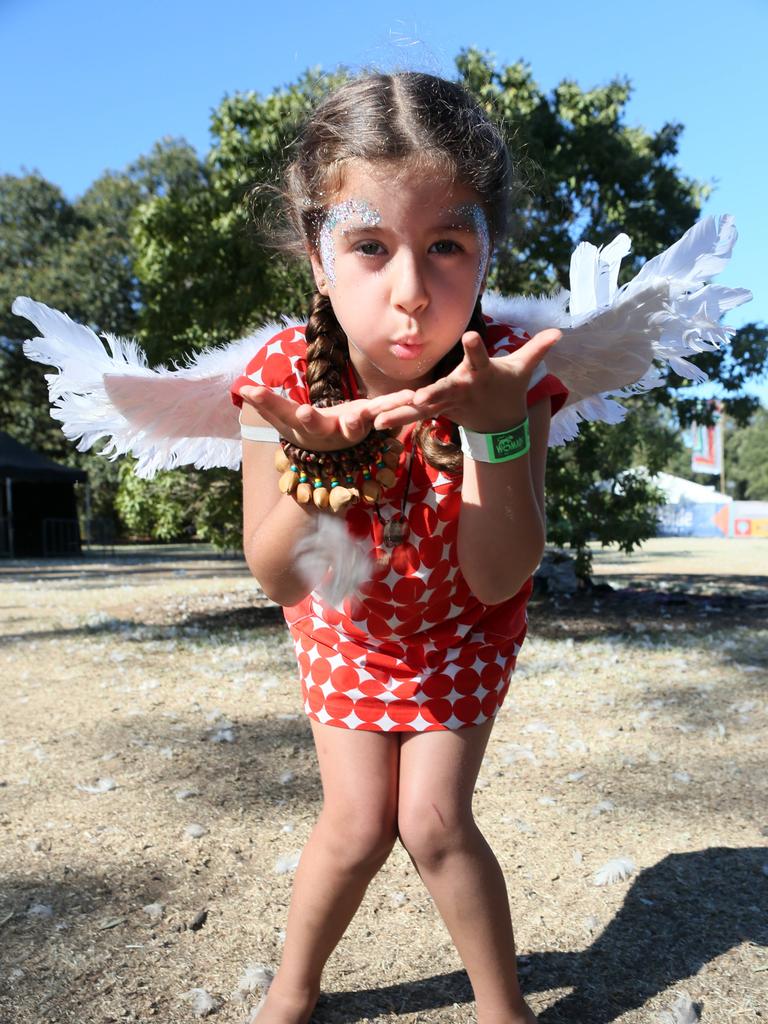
645, 470, 732, 504
604, 467, 732, 503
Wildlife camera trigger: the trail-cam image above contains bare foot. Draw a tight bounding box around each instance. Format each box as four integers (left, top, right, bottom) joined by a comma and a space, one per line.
478, 1002, 539, 1024
508, 1004, 539, 1024
250, 980, 320, 1024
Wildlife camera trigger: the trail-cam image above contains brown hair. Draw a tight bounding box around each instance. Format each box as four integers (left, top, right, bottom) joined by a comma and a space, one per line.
273, 72, 516, 472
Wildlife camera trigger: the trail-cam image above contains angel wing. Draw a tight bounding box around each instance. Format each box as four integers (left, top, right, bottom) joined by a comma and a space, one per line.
12, 213, 752, 469
483, 214, 752, 444
12, 295, 298, 478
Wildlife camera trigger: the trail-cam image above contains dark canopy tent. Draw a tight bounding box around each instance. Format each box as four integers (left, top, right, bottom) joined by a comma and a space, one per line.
0, 432, 87, 557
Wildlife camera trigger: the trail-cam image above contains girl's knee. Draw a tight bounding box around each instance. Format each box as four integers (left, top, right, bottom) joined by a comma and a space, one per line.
397, 802, 475, 866
318, 808, 398, 869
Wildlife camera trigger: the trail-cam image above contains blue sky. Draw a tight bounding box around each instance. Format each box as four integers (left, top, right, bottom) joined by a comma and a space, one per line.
2, 0, 765, 401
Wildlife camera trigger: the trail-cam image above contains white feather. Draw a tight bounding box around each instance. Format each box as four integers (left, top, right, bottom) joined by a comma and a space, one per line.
180, 988, 220, 1018
593, 856, 636, 885
293, 515, 374, 609
656, 992, 701, 1024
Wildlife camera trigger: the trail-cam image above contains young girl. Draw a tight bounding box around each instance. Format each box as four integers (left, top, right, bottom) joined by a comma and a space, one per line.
230, 72, 568, 1024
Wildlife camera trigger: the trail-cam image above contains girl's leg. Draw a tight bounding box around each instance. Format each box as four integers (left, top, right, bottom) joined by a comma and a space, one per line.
257, 718, 401, 1024
397, 716, 538, 1024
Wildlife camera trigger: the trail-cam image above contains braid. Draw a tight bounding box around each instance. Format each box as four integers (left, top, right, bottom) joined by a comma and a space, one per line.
415, 295, 488, 474
304, 292, 349, 408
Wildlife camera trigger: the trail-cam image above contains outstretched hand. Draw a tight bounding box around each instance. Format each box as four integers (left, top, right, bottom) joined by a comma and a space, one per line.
238, 326, 561, 446
238, 385, 379, 451
368, 327, 562, 432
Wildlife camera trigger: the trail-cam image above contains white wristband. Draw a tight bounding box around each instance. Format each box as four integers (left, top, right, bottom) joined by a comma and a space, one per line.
239, 413, 279, 443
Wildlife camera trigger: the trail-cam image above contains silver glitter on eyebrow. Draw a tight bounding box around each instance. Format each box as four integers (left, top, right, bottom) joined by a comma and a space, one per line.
318, 199, 381, 287
441, 202, 491, 294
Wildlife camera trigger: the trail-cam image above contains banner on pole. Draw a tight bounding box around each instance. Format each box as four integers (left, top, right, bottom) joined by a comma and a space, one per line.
690, 402, 723, 475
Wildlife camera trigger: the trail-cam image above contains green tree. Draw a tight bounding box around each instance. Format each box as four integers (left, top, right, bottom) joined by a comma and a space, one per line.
725, 406, 768, 500
1, 140, 204, 526
5, 51, 766, 568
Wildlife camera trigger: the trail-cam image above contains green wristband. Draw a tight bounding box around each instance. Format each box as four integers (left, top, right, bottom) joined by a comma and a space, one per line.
458, 419, 530, 463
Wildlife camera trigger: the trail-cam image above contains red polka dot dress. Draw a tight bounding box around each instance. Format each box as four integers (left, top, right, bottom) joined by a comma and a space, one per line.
231, 317, 569, 732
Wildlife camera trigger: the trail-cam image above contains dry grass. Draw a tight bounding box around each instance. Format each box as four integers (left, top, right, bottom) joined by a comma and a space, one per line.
1, 539, 766, 1023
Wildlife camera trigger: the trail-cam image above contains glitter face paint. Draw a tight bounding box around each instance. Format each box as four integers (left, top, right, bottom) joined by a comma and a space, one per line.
440, 202, 491, 295
318, 199, 381, 287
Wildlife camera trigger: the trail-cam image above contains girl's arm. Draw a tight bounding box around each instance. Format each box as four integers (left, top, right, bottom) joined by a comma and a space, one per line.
241, 401, 323, 607
367, 326, 562, 607
457, 396, 551, 605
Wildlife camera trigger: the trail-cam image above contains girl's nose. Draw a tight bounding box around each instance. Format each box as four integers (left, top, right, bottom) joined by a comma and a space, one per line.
390, 250, 429, 316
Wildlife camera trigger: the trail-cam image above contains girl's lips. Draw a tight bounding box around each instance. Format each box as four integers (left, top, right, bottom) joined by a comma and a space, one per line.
391, 342, 424, 360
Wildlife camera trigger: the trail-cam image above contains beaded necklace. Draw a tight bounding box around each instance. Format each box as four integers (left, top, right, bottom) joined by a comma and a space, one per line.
345, 363, 415, 551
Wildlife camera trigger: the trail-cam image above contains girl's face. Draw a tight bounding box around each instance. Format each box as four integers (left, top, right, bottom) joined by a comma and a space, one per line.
308, 160, 491, 398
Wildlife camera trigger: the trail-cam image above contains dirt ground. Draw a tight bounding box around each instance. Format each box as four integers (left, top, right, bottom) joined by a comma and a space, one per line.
1, 537, 766, 1024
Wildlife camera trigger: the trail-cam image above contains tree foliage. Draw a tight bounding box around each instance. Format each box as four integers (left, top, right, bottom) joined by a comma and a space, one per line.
2, 50, 765, 570
0, 140, 204, 524
727, 407, 768, 500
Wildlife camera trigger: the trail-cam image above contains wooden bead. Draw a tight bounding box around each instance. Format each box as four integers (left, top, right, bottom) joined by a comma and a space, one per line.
274, 447, 291, 471
278, 469, 298, 494
382, 450, 400, 469
296, 482, 313, 503
362, 478, 382, 503
374, 467, 397, 489
329, 486, 354, 512
313, 486, 330, 509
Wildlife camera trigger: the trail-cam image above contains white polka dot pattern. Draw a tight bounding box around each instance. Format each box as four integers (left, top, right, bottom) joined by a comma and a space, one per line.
231, 318, 569, 732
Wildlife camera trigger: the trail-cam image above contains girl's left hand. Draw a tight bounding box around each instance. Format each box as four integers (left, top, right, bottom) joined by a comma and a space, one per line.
369, 327, 562, 432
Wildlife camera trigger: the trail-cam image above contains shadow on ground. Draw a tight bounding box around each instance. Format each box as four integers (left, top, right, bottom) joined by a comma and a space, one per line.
312, 847, 767, 1023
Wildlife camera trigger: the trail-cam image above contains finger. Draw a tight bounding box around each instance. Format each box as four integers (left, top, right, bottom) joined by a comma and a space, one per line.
373, 405, 422, 430
238, 387, 292, 433
238, 384, 270, 406
294, 403, 334, 437
412, 397, 452, 418
338, 404, 375, 441
365, 390, 417, 416
461, 331, 491, 373
412, 375, 458, 406
518, 328, 562, 369
240, 386, 299, 424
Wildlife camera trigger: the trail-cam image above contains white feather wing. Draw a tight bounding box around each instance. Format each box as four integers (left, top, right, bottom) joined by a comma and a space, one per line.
484, 214, 752, 445
12, 296, 295, 478
13, 213, 752, 468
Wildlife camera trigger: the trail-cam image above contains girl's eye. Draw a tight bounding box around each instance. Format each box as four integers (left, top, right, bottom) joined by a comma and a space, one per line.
356, 241, 386, 257
431, 239, 463, 255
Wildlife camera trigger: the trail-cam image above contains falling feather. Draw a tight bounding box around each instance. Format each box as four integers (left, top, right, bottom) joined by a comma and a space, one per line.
293, 515, 374, 607
27, 903, 54, 919
589, 799, 616, 817
142, 902, 164, 922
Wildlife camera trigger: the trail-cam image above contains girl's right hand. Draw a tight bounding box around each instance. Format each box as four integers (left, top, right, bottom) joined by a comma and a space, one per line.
238, 385, 379, 451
